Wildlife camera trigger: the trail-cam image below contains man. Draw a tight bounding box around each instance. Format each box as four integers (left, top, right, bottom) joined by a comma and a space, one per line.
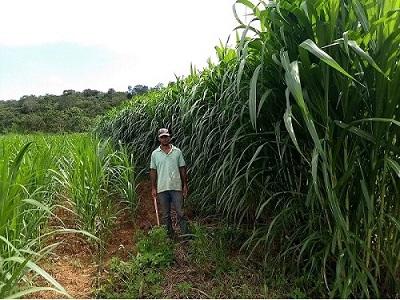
150, 128, 189, 237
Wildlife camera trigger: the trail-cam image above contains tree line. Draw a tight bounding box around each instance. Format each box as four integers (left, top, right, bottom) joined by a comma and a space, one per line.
0, 85, 155, 133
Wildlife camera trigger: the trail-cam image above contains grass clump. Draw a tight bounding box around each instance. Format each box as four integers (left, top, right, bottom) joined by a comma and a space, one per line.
185, 223, 271, 298
53, 135, 138, 246
95, 226, 174, 299
0, 133, 138, 298
97, 223, 298, 298
188, 223, 238, 276
0, 135, 69, 298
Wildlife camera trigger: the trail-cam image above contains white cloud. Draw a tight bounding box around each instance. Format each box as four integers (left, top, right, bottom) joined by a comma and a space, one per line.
0, 0, 249, 99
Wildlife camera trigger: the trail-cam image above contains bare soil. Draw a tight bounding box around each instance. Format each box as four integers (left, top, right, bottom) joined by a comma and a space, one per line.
32, 180, 156, 299
30, 181, 267, 299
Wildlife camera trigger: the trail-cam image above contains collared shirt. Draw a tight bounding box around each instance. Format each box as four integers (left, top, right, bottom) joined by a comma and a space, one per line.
150, 145, 186, 193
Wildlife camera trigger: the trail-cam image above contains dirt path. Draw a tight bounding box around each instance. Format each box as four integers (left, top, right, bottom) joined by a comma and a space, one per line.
33, 180, 156, 299
31, 180, 269, 299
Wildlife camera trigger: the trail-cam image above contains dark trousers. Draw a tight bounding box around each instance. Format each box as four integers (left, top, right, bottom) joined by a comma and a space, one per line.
158, 190, 189, 236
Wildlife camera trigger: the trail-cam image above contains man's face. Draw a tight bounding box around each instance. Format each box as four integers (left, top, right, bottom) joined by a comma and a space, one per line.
159, 135, 171, 146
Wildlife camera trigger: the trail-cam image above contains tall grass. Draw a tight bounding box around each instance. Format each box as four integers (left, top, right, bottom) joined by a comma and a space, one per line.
239, 0, 400, 297
0, 135, 68, 298
109, 142, 138, 213
0, 133, 138, 297
55, 135, 138, 240
96, 0, 400, 297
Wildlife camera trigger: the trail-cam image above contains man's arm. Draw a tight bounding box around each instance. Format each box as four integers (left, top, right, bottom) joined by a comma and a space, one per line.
179, 166, 188, 198
150, 169, 157, 198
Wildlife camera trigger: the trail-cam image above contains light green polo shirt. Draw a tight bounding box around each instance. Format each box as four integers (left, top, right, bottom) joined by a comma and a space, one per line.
150, 145, 186, 193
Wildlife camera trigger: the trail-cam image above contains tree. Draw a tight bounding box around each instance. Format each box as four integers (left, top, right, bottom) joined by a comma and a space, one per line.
19, 114, 45, 132
63, 89, 76, 96
83, 89, 100, 97
127, 84, 149, 99
20, 98, 39, 114
0, 88, 127, 133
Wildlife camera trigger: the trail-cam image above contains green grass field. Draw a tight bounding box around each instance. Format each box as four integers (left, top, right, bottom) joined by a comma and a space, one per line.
1, 0, 400, 298
0, 134, 270, 299
0, 133, 137, 298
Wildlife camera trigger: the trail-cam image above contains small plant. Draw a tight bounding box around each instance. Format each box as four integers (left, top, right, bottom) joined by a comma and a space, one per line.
136, 226, 174, 268
176, 282, 193, 297
95, 227, 174, 298
290, 288, 306, 299
188, 223, 235, 275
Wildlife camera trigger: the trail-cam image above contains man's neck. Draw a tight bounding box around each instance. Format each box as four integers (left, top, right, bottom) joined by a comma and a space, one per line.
160, 144, 172, 153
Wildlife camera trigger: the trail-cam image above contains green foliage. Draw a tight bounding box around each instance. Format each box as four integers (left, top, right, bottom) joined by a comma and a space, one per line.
0, 133, 137, 298
176, 282, 193, 296
188, 223, 236, 276
135, 227, 174, 268
96, 0, 400, 297
0, 135, 68, 298
97, 224, 269, 299
95, 227, 174, 299
185, 223, 270, 298
108, 142, 138, 213
290, 288, 307, 299
0, 90, 128, 133
54, 136, 117, 240
127, 85, 149, 99
52, 135, 138, 241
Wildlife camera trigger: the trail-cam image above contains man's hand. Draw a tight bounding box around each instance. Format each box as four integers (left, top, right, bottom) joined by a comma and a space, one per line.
151, 188, 157, 199
182, 184, 188, 198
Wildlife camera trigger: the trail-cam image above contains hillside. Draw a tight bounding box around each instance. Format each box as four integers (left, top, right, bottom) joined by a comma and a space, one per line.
0, 89, 130, 133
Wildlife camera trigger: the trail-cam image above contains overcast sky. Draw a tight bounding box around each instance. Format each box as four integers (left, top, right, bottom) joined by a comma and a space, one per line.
0, 1, 248, 100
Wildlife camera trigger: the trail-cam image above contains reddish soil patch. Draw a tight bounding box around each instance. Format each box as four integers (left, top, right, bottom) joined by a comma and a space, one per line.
103, 180, 159, 262
136, 180, 158, 230
30, 180, 266, 299
31, 181, 156, 299
31, 204, 96, 299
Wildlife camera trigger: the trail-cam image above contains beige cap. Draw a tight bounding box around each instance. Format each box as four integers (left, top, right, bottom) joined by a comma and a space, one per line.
158, 128, 170, 137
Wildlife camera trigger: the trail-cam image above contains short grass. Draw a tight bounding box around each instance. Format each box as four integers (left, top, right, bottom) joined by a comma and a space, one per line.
95, 223, 310, 298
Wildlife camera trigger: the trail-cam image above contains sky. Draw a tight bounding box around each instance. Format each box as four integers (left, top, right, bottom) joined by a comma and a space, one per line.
0, 0, 248, 100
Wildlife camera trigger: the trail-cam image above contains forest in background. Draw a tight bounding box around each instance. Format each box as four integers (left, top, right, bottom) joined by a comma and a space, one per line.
0, 84, 152, 133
